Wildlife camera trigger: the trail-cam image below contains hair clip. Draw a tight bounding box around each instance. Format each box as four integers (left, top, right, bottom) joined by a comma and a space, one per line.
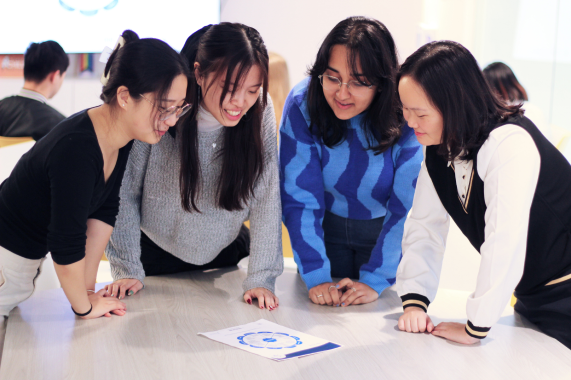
99, 36, 126, 86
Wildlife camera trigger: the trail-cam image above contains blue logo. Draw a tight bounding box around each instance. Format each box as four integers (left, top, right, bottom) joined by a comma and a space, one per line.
237, 332, 303, 349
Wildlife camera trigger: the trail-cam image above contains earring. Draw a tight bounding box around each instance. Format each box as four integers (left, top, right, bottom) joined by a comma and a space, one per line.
122, 104, 125, 106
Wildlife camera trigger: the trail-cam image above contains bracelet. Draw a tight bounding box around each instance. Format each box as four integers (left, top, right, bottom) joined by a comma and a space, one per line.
87, 290, 95, 293
71, 303, 93, 317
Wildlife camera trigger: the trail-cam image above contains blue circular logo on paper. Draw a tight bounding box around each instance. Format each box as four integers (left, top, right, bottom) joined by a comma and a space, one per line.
237, 332, 303, 349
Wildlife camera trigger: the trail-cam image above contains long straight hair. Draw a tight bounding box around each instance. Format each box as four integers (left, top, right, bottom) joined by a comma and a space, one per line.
179, 23, 268, 212
307, 16, 403, 154
398, 41, 522, 161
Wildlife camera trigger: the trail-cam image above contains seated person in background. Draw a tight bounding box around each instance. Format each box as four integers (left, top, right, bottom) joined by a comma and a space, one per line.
105, 23, 283, 310
483, 62, 550, 142
280, 17, 422, 308
0, 40, 68, 140
396, 41, 571, 349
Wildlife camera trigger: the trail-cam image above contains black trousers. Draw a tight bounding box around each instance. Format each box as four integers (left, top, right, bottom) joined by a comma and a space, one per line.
514, 278, 571, 349
140, 225, 250, 276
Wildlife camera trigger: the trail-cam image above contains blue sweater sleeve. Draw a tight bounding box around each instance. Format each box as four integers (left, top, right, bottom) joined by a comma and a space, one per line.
359, 127, 423, 294
279, 94, 332, 290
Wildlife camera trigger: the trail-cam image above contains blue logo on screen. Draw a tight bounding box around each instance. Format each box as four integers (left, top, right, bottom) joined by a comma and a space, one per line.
59, 0, 119, 16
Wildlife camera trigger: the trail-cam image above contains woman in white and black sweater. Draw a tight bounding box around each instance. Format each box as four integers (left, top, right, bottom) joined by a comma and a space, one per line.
395, 41, 571, 348
105, 23, 283, 310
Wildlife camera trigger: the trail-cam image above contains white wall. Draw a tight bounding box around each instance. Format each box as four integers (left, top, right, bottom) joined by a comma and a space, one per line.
221, 0, 423, 90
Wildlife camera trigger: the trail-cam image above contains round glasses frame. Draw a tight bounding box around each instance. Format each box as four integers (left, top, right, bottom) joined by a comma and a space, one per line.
318, 74, 374, 96
140, 94, 191, 121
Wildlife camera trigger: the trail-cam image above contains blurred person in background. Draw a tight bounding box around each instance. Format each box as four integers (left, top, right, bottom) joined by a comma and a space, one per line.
483, 62, 551, 142
0, 41, 68, 140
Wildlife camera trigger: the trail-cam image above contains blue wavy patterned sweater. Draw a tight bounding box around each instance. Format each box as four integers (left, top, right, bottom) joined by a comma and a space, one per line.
280, 78, 423, 294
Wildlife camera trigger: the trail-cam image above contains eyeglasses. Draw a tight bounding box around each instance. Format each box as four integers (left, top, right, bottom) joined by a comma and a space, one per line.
318, 74, 374, 97
140, 94, 191, 121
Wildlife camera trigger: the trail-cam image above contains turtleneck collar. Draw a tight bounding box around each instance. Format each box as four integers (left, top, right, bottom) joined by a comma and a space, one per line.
197, 105, 223, 133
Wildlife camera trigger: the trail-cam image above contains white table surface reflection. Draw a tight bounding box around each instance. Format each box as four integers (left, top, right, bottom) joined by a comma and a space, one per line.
2, 268, 570, 380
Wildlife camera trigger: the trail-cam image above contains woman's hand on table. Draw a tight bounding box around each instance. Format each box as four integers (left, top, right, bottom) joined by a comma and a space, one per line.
337, 278, 379, 306
431, 322, 480, 345
104, 278, 143, 300
81, 289, 127, 319
398, 306, 434, 333
309, 282, 343, 306
244, 288, 279, 310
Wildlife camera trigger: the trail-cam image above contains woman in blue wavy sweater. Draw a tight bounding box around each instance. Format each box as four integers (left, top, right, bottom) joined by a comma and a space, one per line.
280, 17, 423, 307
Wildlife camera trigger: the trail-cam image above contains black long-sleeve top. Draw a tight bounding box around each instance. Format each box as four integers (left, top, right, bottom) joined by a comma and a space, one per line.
0, 109, 132, 265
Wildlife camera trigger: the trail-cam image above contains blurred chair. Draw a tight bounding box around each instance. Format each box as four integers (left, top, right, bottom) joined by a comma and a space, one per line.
268, 52, 294, 258
268, 52, 290, 133
552, 124, 571, 152
0, 136, 33, 148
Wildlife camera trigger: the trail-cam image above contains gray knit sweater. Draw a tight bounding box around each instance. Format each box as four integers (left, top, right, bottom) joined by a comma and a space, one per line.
106, 98, 284, 293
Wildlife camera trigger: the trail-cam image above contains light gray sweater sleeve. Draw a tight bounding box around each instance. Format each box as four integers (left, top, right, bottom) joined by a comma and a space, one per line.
106, 140, 151, 284
243, 96, 285, 293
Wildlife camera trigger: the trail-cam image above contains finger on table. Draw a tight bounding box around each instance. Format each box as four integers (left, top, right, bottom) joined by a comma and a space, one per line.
127, 282, 142, 296
258, 294, 265, 309
398, 316, 405, 331
329, 285, 340, 306
243, 292, 253, 305
341, 288, 360, 306
336, 278, 354, 291
406, 318, 412, 333
309, 293, 319, 304
265, 292, 276, 310
427, 317, 435, 333
418, 316, 427, 332
339, 285, 357, 303
322, 290, 333, 306
411, 316, 419, 332
317, 293, 326, 305
118, 284, 127, 300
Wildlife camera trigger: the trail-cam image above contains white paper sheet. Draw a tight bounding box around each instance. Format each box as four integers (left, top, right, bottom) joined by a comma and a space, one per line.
198, 319, 341, 361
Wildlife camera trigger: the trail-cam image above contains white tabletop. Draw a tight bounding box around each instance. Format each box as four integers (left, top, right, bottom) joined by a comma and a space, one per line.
2, 268, 570, 380
0, 140, 35, 182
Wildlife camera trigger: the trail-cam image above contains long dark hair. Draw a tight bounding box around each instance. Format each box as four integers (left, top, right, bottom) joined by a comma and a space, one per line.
307, 16, 402, 154
483, 62, 528, 104
398, 41, 522, 161
179, 23, 268, 212
100, 29, 190, 120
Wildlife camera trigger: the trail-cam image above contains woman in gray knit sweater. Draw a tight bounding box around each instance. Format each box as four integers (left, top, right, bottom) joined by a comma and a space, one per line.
104, 23, 284, 310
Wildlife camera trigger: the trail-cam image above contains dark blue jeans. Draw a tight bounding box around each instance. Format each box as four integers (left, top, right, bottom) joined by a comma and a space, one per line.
322, 210, 385, 280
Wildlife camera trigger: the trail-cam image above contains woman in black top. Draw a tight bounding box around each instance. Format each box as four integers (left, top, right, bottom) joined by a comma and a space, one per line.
0, 30, 189, 328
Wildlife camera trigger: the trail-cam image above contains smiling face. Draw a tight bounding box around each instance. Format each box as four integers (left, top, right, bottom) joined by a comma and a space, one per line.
322, 44, 377, 120
398, 75, 443, 146
195, 64, 262, 127
126, 73, 188, 144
